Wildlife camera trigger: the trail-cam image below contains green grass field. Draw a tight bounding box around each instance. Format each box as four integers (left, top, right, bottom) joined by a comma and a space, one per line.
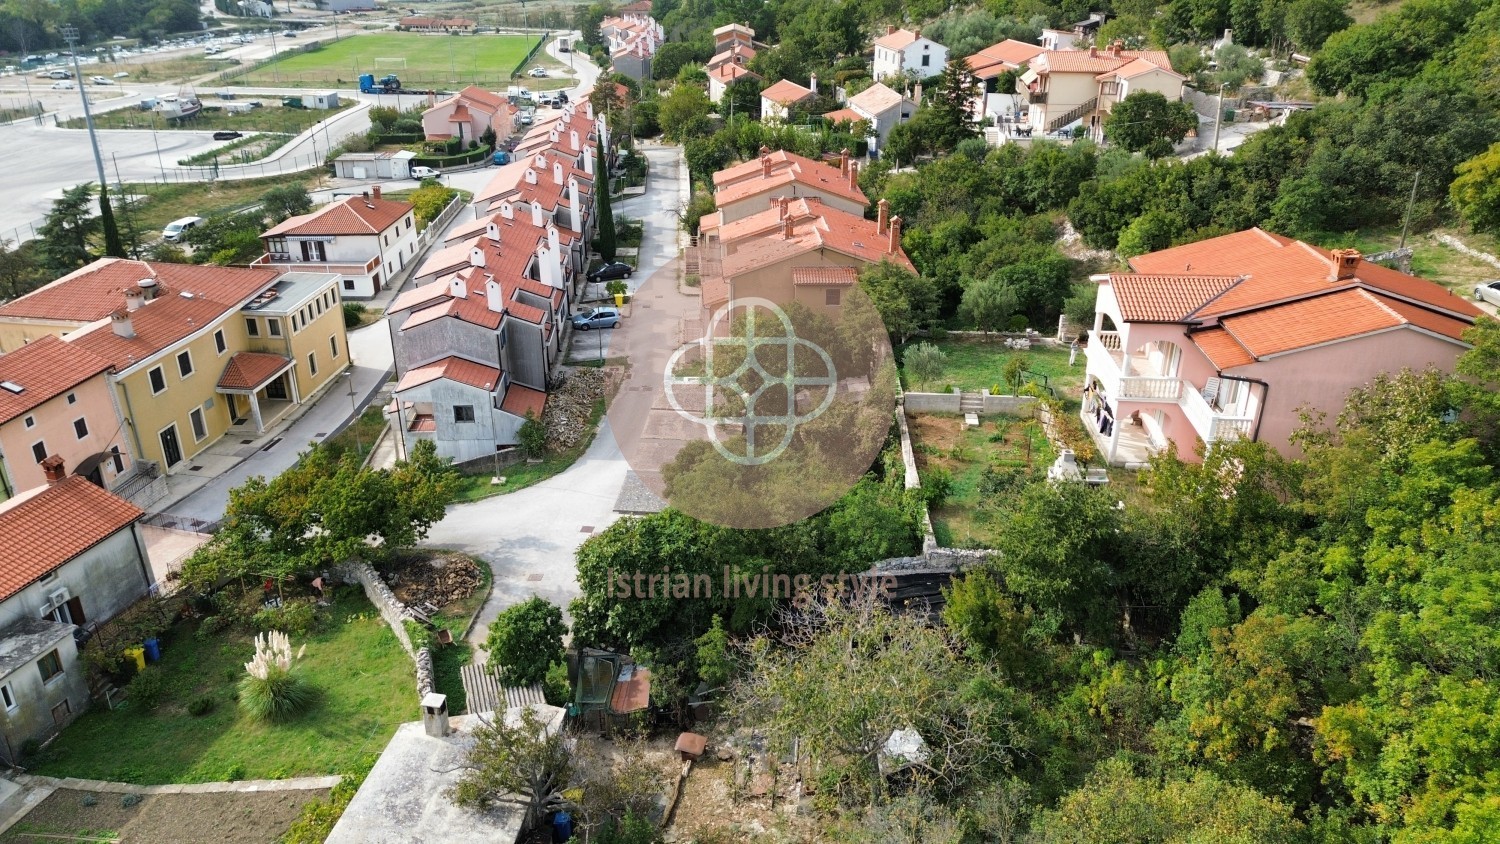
234, 32, 543, 89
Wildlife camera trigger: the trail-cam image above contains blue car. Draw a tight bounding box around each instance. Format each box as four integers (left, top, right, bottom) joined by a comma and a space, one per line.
571, 307, 621, 330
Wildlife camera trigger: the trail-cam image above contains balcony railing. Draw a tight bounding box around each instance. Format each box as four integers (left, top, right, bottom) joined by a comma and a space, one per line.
252, 252, 379, 276
1118, 376, 1182, 401
1179, 382, 1255, 443
1028, 91, 1048, 104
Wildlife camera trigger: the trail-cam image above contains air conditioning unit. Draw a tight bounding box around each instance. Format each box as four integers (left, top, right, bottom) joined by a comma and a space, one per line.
42, 588, 70, 614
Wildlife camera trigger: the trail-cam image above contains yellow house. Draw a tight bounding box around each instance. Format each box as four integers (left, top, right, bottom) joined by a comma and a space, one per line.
34, 263, 350, 472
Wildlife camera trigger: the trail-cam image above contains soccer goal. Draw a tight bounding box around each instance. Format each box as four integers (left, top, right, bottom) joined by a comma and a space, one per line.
374, 57, 408, 71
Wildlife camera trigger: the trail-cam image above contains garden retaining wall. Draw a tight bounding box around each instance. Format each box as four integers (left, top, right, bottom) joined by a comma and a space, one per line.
334, 561, 435, 699
903, 392, 1038, 415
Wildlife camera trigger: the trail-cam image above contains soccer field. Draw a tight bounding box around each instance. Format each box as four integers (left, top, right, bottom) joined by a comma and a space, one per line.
233, 32, 544, 89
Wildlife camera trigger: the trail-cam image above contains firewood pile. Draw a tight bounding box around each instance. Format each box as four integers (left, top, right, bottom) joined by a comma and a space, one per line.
543, 367, 607, 452
384, 553, 482, 610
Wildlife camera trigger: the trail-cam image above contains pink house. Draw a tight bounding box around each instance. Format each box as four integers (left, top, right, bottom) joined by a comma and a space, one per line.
421, 86, 515, 145
1084, 228, 1483, 466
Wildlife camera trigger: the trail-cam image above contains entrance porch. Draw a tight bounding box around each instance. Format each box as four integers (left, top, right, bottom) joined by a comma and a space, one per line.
217, 352, 300, 434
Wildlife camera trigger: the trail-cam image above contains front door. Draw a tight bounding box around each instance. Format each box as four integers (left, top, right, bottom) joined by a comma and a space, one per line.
159, 425, 182, 467
265, 376, 288, 401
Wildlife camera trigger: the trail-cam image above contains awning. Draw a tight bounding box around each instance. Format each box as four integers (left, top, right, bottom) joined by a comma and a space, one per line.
218, 352, 294, 393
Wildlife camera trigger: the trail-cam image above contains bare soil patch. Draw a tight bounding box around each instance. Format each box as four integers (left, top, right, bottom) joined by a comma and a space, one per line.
2, 787, 326, 844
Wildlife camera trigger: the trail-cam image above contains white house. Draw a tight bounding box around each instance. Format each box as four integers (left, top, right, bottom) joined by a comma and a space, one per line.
760, 79, 816, 122
0, 470, 154, 764
872, 26, 948, 82
256, 188, 419, 299
845, 82, 914, 152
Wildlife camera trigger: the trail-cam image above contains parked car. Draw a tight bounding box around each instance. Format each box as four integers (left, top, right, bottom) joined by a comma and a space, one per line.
572, 307, 621, 330
528, 67, 549, 78
89, 75, 111, 85
1477, 280, 1500, 307
587, 262, 634, 282
50, 80, 74, 89
411, 165, 441, 179
516, 112, 533, 126
112, 71, 129, 78
212, 130, 242, 140
281, 30, 297, 37
162, 216, 203, 242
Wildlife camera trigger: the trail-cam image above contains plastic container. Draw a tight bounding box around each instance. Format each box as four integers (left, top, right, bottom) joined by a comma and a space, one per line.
124, 647, 145, 672
143, 638, 160, 662
552, 811, 573, 842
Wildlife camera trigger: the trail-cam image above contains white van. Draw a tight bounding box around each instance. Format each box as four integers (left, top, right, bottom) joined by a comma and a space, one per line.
162, 216, 203, 242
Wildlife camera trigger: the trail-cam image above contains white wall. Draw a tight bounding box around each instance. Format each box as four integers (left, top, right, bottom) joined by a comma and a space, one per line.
0, 526, 152, 632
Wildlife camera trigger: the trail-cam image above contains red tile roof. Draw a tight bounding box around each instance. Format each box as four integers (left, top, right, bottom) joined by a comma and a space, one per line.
68, 296, 243, 370
792, 267, 859, 286
0, 336, 114, 425
0, 260, 278, 325
396, 356, 502, 392
708, 63, 760, 84
0, 476, 142, 602
966, 39, 1046, 78
1218, 289, 1408, 357
760, 79, 815, 105
874, 28, 920, 50
1035, 48, 1173, 75
821, 108, 864, 125
719, 199, 912, 277
713, 149, 867, 208
1189, 328, 1255, 370
500, 383, 546, 418
1108, 274, 1240, 322
262, 195, 413, 238
217, 352, 293, 390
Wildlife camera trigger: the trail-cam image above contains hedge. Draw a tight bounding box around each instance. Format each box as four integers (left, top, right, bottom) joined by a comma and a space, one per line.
411, 144, 493, 168
373, 132, 424, 144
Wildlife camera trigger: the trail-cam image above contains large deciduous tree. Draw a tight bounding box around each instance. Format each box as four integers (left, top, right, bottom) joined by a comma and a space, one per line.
858, 260, 939, 344
1104, 92, 1198, 158
1451, 141, 1500, 235
485, 597, 568, 686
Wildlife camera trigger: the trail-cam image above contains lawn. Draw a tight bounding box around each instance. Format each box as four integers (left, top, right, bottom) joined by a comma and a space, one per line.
1310, 227, 1500, 296
120, 173, 321, 232
901, 338, 1085, 399
29, 588, 413, 785
62, 100, 351, 133
449, 398, 607, 503
909, 412, 1054, 549
233, 32, 543, 89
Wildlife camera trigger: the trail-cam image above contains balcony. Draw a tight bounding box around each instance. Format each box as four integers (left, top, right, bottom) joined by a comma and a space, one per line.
1087, 331, 1255, 447
1027, 91, 1047, 104
252, 252, 380, 277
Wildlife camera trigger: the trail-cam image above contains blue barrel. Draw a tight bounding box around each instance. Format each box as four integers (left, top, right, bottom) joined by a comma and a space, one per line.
552, 811, 573, 842
143, 638, 161, 662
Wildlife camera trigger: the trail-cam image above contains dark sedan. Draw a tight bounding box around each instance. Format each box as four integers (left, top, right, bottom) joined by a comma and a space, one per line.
587, 261, 634, 282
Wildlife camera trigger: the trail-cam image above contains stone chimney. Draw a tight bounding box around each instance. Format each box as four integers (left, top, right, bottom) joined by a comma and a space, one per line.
421, 693, 450, 738
877, 198, 890, 235
469, 247, 485, 268
124, 287, 145, 312
759, 144, 771, 156
1329, 248, 1361, 282
110, 309, 134, 339
40, 455, 64, 483
840, 148, 850, 176
886, 24, 896, 34
531, 201, 545, 228
783, 216, 794, 239
888, 215, 902, 254
849, 161, 859, 190
372, 185, 382, 200
914, 28, 921, 39
778, 196, 790, 219
138, 278, 159, 301
761, 154, 772, 179
450, 275, 469, 298
486, 278, 504, 313
1110, 40, 1123, 56
1089, 46, 1098, 58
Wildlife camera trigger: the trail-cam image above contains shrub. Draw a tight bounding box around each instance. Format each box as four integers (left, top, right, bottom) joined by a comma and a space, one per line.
484, 596, 567, 686
518, 410, 548, 459
605, 279, 628, 296
921, 466, 954, 508
187, 695, 217, 716
197, 615, 229, 639
342, 302, 365, 329
978, 465, 1028, 496
252, 599, 317, 637
281, 766, 370, 844
1006, 315, 1029, 332
404, 619, 434, 652
129, 666, 168, 710
221, 763, 247, 781
543, 660, 571, 706
120, 793, 142, 808
238, 630, 316, 721
903, 342, 948, 387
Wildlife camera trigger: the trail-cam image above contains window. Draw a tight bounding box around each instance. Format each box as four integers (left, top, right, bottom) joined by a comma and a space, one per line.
825, 288, 842, 306
66, 393, 76, 405
330, 336, 339, 359
383, 234, 389, 247
268, 319, 282, 337
921, 54, 930, 67
308, 351, 318, 376
0, 683, 14, 712
292, 315, 300, 332
214, 329, 226, 354
246, 318, 260, 337
31, 441, 46, 464
300, 240, 326, 262
73, 418, 88, 439
343, 279, 356, 291
37, 650, 62, 683
148, 366, 166, 394
110, 446, 124, 473
454, 405, 476, 423
23, 415, 33, 428
190, 407, 207, 441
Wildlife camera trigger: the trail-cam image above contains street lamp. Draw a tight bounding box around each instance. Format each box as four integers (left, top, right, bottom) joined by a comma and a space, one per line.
62, 26, 111, 200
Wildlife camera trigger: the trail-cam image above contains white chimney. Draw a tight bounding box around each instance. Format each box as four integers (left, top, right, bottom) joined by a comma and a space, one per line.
138, 278, 159, 301
469, 247, 485, 268
583, 148, 594, 176
531, 201, 544, 228
500, 201, 514, 220
569, 129, 580, 151
124, 287, 144, 312
110, 310, 134, 338
568, 178, 582, 233
585, 100, 595, 120
524, 168, 538, 185
421, 693, 450, 738
486, 278, 504, 313
552, 161, 564, 185
810, 72, 818, 94
485, 221, 500, 241
538, 244, 561, 288
449, 275, 469, 298
547, 224, 561, 257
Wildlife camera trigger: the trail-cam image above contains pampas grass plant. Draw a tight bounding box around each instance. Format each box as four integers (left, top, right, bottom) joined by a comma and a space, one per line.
238, 630, 316, 721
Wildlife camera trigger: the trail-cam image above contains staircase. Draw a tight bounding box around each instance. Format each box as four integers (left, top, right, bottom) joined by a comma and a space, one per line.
1046, 96, 1098, 134
959, 391, 985, 414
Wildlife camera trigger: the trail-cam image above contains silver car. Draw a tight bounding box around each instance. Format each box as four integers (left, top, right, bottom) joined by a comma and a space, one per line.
1476, 280, 1500, 307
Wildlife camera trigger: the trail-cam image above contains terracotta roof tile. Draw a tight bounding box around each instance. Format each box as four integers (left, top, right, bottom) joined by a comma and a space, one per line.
821, 108, 863, 124
966, 39, 1046, 79
0, 476, 142, 602
1189, 327, 1255, 370
396, 356, 502, 392
1108, 273, 1239, 322
217, 352, 293, 390
68, 296, 244, 370
713, 149, 866, 208
500, 383, 546, 418
262, 195, 413, 238
1219, 289, 1406, 357
0, 336, 114, 425
1036, 48, 1172, 75
0, 260, 278, 325
761, 79, 814, 105
874, 28, 920, 50
719, 200, 912, 277
792, 267, 859, 286
708, 63, 759, 84
1368, 294, 1475, 341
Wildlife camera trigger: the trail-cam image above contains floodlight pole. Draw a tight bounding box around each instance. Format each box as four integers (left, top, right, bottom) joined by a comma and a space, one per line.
62, 27, 110, 196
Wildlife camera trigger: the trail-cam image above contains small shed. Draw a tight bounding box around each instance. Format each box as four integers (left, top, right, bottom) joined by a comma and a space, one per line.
333, 150, 416, 180
309, 91, 340, 110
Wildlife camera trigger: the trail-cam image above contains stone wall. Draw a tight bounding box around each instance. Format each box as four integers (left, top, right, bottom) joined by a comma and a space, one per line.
984, 395, 1038, 414
902, 392, 1038, 415
334, 561, 434, 698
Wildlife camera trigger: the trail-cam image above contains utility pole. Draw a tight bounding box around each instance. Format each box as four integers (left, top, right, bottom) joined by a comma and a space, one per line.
64, 25, 123, 257
269, 30, 280, 84
1212, 82, 1226, 153
1399, 171, 1421, 250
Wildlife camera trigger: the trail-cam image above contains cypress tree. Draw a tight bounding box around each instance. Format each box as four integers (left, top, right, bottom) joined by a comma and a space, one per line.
595, 142, 616, 263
